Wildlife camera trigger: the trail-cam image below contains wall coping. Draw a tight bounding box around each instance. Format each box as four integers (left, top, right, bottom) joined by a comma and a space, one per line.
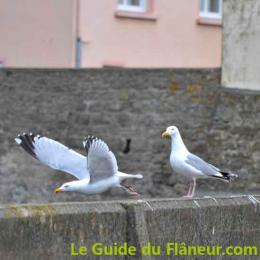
1, 195, 259, 219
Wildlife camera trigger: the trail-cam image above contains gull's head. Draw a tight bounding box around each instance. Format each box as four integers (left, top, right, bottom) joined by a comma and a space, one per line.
162, 125, 180, 138
54, 181, 77, 193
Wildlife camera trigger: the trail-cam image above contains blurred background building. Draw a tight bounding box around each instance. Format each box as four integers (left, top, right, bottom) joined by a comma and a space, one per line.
0, 0, 222, 68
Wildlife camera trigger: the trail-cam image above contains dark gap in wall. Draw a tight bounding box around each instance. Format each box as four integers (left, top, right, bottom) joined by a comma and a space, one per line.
123, 138, 131, 154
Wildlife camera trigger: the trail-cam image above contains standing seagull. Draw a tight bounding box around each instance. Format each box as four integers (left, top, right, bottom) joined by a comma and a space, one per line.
162, 126, 237, 198
15, 133, 142, 196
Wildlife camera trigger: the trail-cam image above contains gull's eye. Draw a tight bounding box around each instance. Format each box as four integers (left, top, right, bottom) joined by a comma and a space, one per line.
64, 185, 69, 188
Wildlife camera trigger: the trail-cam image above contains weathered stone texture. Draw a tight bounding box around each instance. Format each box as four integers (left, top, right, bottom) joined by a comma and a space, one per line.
0, 69, 259, 203
0, 201, 127, 259
0, 196, 259, 259
222, 0, 260, 90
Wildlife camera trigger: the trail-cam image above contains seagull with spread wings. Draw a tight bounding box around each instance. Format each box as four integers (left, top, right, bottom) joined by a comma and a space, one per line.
15, 133, 143, 196
162, 126, 238, 198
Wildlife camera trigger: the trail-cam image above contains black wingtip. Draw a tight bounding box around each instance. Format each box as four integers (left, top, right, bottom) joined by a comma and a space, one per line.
220, 171, 238, 182
83, 135, 99, 156
15, 132, 37, 158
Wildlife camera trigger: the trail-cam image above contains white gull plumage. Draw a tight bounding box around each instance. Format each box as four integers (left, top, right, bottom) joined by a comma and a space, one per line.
162, 126, 238, 198
15, 133, 142, 196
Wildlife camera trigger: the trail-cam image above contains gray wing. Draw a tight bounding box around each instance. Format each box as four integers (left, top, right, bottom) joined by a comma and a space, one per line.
15, 133, 89, 181
185, 153, 222, 178
83, 136, 118, 183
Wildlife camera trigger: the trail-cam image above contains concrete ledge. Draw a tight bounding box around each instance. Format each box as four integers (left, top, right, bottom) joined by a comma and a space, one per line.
0, 196, 259, 259
0, 202, 127, 259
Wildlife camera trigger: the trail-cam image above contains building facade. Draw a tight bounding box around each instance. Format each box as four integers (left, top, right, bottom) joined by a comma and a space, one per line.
0, 0, 222, 68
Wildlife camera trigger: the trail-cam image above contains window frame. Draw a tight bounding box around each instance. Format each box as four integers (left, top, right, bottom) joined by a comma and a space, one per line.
117, 0, 147, 13
200, 0, 222, 19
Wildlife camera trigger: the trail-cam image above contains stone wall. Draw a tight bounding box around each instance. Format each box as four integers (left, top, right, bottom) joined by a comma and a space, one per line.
0, 196, 259, 259
0, 69, 259, 203
222, 0, 260, 90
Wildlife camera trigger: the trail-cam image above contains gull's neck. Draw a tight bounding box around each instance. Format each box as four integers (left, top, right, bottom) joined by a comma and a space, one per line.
171, 133, 189, 154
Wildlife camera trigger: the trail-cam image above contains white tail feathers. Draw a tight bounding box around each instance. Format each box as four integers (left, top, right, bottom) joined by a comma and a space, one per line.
133, 174, 143, 179
116, 171, 143, 181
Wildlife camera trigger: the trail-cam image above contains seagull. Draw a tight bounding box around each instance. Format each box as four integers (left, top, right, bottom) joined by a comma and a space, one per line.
162, 126, 238, 198
15, 133, 143, 196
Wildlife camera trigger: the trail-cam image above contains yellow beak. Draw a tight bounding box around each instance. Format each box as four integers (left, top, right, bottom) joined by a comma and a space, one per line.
162, 131, 170, 137
54, 188, 62, 193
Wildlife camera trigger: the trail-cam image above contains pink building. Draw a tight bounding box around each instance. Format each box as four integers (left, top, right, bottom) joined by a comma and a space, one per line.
0, 0, 222, 68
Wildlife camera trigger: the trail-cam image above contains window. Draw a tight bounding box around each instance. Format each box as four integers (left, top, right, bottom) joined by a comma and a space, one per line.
118, 0, 146, 12
200, 0, 222, 18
